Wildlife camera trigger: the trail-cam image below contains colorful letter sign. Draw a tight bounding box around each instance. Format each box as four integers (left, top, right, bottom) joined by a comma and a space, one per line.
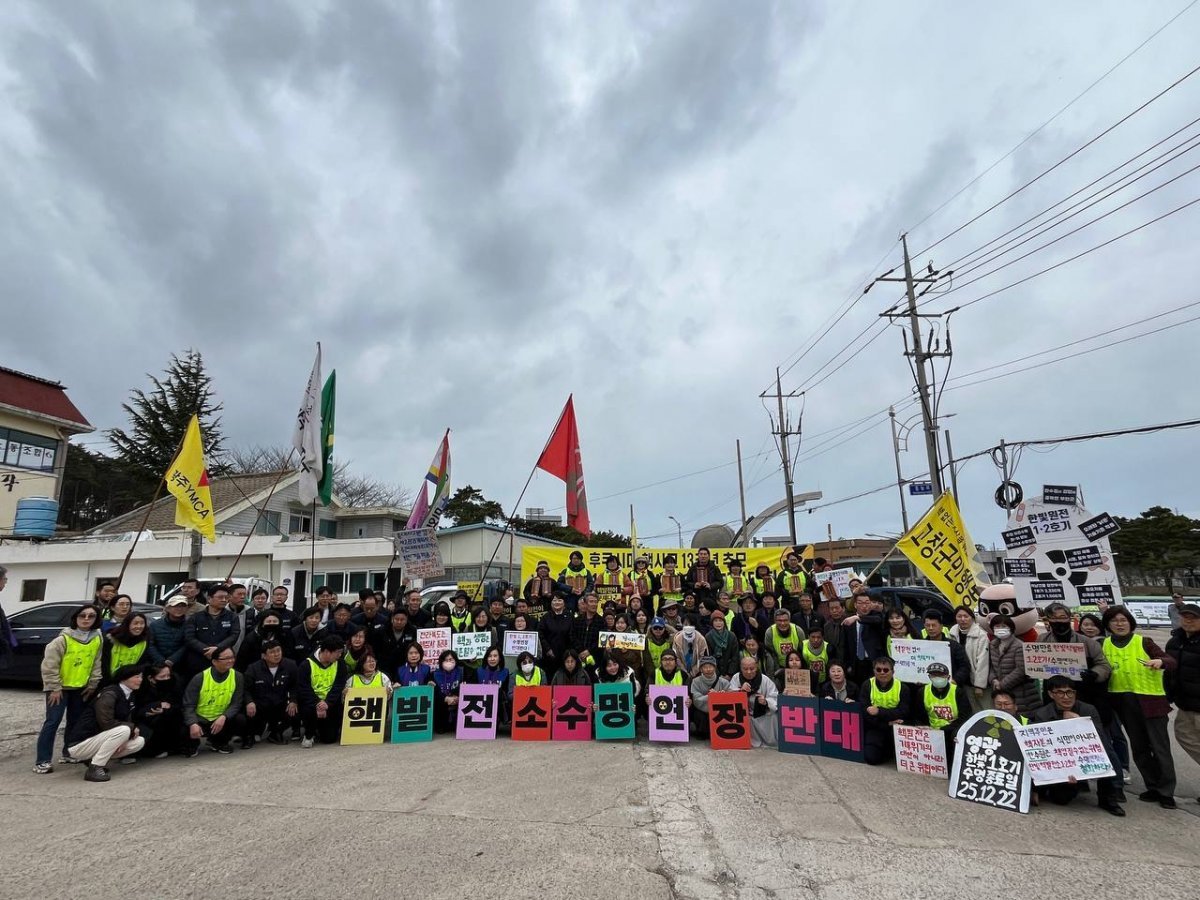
819, 698, 864, 762
708, 691, 752, 750
511, 686, 552, 741
551, 685, 593, 740
593, 683, 635, 740
390, 685, 433, 743
341, 682, 389, 745
778, 696, 821, 755
648, 685, 689, 742
455, 684, 500, 740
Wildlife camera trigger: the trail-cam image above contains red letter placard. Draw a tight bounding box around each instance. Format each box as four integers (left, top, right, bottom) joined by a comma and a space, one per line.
511, 686, 552, 741
551, 685, 593, 740
708, 691, 752, 750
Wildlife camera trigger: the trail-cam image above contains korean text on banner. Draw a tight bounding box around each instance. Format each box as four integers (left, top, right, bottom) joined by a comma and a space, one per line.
521, 546, 789, 585
1021, 643, 1088, 679
390, 685, 434, 743
417, 628, 452, 663
551, 685, 593, 741
511, 686, 552, 741
894, 725, 949, 778
453, 631, 492, 661
456, 684, 500, 740
165, 415, 215, 541
341, 683, 388, 745
1015, 717, 1116, 785
396, 528, 445, 579
890, 639, 952, 684
648, 686, 689, 742
948, 710, 1032, 814
897, 492, 990, 607
502, 630, 540, 657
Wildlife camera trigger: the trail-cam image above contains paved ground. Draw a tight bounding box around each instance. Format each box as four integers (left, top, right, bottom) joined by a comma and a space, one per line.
1, 686, 1198, 900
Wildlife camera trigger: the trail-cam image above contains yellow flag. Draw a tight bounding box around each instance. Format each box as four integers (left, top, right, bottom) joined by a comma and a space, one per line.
897, 492, 991, 607
165, 415, 215, 541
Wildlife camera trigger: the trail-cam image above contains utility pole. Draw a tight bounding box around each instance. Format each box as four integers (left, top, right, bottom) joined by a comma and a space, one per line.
876, 234, 951, 497
944, 429, 960, 500
735, 439, 748, 538
888, 406, 910, 532
188, 530, 202, 579
760, 368, 801, 545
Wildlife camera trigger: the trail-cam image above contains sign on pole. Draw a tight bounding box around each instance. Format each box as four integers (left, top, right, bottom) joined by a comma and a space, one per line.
396, 528, 445, 579
896, 492, 991, 607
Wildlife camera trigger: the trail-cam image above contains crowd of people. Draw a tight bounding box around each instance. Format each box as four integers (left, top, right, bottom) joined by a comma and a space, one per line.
6, 555, 1198, 820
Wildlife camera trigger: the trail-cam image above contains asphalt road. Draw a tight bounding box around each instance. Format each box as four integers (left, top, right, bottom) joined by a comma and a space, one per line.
1, 686, 1198, 900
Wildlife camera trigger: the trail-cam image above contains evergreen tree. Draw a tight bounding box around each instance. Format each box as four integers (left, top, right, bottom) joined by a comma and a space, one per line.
107, 349, 226, 480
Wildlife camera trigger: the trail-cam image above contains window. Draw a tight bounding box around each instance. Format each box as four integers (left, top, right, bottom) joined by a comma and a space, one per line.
256, 510, 282, 535
289, 514, 312, 535
19, 579, 47, 603
318, 519, 338, 538
316, 572, 345, 593
0, 427, 59, 472
371, 572, 387, 591
348, 571, 368, 593
11, 604, 73, 628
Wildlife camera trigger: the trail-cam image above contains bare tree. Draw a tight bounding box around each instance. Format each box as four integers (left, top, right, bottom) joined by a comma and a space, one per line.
225, 444, 412, 509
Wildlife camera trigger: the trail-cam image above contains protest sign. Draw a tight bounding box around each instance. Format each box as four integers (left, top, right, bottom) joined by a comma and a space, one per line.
1079, 512, 1120, 542
708, 692, 752, 750
456, 580, 482, 599
818, 699, 865, 762
502, 630, 540, 657
452, 631, 492, 661
1003, 558, 1037, 578
551, 686, 593, 741
897, 492, 991, 607
1015, 717, 1116, 785
522, 547, 787, 586
890, 639, 952, 684
594, 683, 635, 740
948, 710, 1032, 814
1021, 643, 1087, 679
1123, 601, 1174, 626
894, 725, 949, 778
648, 686, 690, 742
783, 668, 813, 697
456, 684, 500, 740
396, 528, 444, 579
1042, 485, 1079, 506
778, 696, 821, 755
390, 685, 433, 743
599, 631, 646, 652
417, 627, 452, 663
511, 686, 552, 741
814, 567, 858, 600
341, 683, 389, 745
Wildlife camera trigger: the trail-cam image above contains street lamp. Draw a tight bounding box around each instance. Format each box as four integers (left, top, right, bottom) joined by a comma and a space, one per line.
667, 516, 683, 547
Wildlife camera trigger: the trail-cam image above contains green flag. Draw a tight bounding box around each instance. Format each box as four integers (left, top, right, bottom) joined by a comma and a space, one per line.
317, 371, 336, 505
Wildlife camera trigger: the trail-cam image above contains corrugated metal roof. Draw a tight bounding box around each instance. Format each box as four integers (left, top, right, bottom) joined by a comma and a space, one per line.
0, 366, 93, 431
90, 471, 298, 534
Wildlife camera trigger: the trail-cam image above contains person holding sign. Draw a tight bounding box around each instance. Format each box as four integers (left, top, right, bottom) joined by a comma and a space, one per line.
775, 551, 808, 611
727, 655, 778, 747
475, 647, 510, 728
1030, 676, 1126, 817
396, 643, 432, 687
773, 651, 806, 695
988, 615, 1041, 715
343, 653, 392, 696
1102, 607, 1178, 809
919, 611, 971, 689
556, 551, 594, 612
749, 563, 774, 602
653, 649, 690, 691
1038, 601, 1113, 723
550, 649, 591, 687
859, 656, 909, 765
689, 656, 729, 740
919, 662, 972, 766
524, 561, 557, 616
684, 547, 723, 607
625, 556, 658, 605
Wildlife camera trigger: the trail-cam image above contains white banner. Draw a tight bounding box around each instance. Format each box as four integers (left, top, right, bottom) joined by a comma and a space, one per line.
396, 528, 445, 579
890, 639, 952, 684
1015, 716, 1116, 785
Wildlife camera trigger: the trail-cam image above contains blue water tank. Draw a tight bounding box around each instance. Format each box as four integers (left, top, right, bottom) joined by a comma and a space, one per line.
13, 497, 59, 538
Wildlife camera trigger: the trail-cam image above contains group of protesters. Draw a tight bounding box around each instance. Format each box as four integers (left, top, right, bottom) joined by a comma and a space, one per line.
11, 551, 1200, 820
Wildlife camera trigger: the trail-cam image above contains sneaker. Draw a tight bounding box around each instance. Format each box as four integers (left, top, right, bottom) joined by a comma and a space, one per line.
1138, 789, 1162, 802
118, 757, 138, 766
214, 745, 233, 755
153, 752, 169, 760
1159, 797, 1178, 810
58, 754, 84, 765
1099, 801, 1126, 817
32, 762, 53, 775
185, 747, 200, 759
1122, 770, 1132, 784
83, 765, 110, 783
300, 737, 314, 749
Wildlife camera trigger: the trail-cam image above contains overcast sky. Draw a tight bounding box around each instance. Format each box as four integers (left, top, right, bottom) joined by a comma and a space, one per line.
3, 1, 1198, 548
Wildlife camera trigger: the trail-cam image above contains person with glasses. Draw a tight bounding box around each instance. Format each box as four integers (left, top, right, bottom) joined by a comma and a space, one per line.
1030, 675, 1126, 817
34, 604, 104, 774
859, 656, 910, 765
182, 647, 246, 756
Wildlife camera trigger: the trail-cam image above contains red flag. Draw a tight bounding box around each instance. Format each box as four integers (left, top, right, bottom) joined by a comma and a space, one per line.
536, 395, 590, 537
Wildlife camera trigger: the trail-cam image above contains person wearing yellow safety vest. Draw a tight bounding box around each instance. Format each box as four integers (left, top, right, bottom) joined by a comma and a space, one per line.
34, 604, 104, 774
749, 564, 775, 602
774, 552, 809, 612
342, 652, 393, 698
858, 656, 910, 765
918, 661, 973, 768
763, 608, 805, 671
298, 636, 349, 746
652, 649, 693, 716
642, 618, 675, 688
556, 550, 594, 614
101, 613, 150, 687
1102, 606, 1179, 809
510, 649, 547, 701
183, 647, 246, 756
625, 556, 658, 607
723, 560, 751, 603
657, 554, 685, 612
801, 623, 833, 689
64, 663, 146, 783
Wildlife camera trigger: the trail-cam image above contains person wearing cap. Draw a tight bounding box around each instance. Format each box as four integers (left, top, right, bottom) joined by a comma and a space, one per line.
182, 646, 246, 756
749, 563, 774, 601
764, 608, 804, 671
148, 596, 190, 669
918, 661, 973, 766
732, 594, 764, 645
643, 617, 674, 688
689, 656, 729, 739
723, 560, 750, 599
448, 591, 473, 633
1168, 592, 1194, 630
556, 551, 593, 612
625, 555, 657, 605
1166, 602, 1200, 792
524, 560, 556, 615
858, 656, 909, 765
919, 609, 971, 689
660, 597, 684, 632
64, 664, 146, 782
298, 635, 348, 748
1102, 605, 1178, 808
657, 554, 685, 612
774, 551, 808, 611
672, 617, 710, 677
727, 655, 779, 748
1030, 674, 1126, 816
684, 547, 723, 608
653, 649, 690, 690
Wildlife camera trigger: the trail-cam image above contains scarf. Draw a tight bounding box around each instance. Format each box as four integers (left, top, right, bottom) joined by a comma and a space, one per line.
691, 671, 721, 694
65, 627, 98, 643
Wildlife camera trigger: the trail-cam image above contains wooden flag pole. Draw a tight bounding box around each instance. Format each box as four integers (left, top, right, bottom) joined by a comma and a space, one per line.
225, 456, 295, 580
114, 478, 166, 591
308, 499, 318, 601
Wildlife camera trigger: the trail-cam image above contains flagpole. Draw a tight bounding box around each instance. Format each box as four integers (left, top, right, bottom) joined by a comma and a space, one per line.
309, 499, 318, 603
225, 455, 295, 580
471, 404, 567, 606
115, 425, 192, 591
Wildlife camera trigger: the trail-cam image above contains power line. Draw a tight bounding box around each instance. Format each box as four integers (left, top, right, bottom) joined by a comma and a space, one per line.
906, 0, 1199, 237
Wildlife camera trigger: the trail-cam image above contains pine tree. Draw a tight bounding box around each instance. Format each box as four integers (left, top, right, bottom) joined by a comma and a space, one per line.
107, 349, 226, 480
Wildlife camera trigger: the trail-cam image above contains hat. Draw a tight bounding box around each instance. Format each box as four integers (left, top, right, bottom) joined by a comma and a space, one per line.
1180, 603, 1200, 617
166, 597, 189, 608
453, 590, 470, 600
926, 662, 949, 676
634, 555, 650, 567
728, 559, 743, 568
112, 664, 144, 683
660, 598, 679, 610
698, 655, 717, 668
536, 560, 550, 569
650, 617, 667, 628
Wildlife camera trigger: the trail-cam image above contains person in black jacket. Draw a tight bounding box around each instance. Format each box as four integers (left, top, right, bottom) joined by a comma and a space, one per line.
237, 610, 292, 670
843, 594, 886, 684
684, 548, 723, 609
1167, 603, 1200, 782
402, 590, 431, 629
134, 662, 186, 758
376, 608, 418, 678
919, 609, 971, 689
298, 636, 348, 747
538, 595, 573, 677
182, 585, 240, 682
65, 664, 146, 782
352, 592, 390, 642
858, 656, 909, 765
244, 640, 301, 744
289, 607, 327, 663
568, 593, 604, 669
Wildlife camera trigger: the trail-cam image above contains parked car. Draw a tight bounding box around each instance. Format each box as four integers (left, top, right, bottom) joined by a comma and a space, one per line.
865, 586, 958, 623
419, 580, 507, 612
157, 576, 272, 607
1, 602, 162, 685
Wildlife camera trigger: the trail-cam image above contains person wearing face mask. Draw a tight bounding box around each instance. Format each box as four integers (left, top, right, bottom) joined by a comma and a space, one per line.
918, 662, 973, 767
236, 611, 290, 671
432, 650, 465, 734
134, 662, 186, 757
671, 617, 710, 678
511, 649, 546, 697
1038, 601, 1113, 710
987, 614, 1041, 715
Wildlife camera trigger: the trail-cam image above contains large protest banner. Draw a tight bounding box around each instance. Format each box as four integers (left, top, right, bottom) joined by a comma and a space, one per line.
819, 699, 865, 762
341, 682, 389, 745
511, 686, 552, 741
396, 527, 445, 579
417, 627, 452, 664
452, 631, 492, 662
648, 686, 690, 742
897, 492, 991, 607
390, 685, 433, 743
594, 683, 636, 740
778, 696, 821, 755
893, 725, 949, 778
551, 685, 593, 740
456, 684, 500, 740
890, 639, 953, 684
1021, 643, 1088, 679
709, 692, 752, 750
948, 710, 1032, 814
522, 547, 792, 586
1014, 717, 1116, 785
